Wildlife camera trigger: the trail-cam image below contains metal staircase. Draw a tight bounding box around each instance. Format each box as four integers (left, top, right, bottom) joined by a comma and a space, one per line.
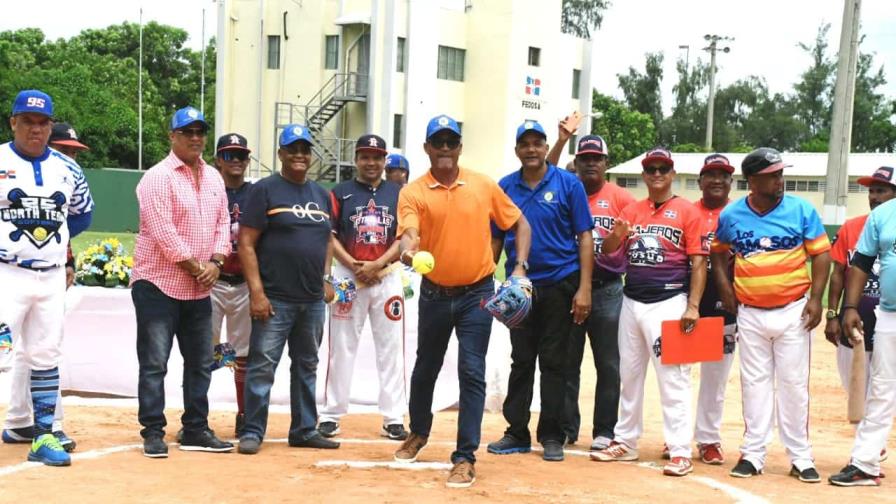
273, 72, 367, 183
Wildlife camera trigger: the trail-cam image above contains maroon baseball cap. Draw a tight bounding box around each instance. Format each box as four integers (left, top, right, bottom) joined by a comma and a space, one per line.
857, 166, 896, 188
576, 135, 608, 157
700, 153, 735, 174
641, 147, 674, 168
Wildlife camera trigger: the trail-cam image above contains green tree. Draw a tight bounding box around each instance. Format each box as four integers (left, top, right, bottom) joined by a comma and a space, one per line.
560, 0, 610, 38
659, 58, 709, 147
850, 51, 896, 152
794, 24, 835, 139
591, 90, 656, 166
617, 52, 664, 131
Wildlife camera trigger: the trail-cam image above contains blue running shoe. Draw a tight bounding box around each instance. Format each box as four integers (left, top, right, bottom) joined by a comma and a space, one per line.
28, 433, 71, 466
486, 434, 531, 455
2, 426, 34, 444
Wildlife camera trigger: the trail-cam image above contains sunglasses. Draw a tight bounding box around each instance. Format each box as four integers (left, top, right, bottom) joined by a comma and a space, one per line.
282, 142, 312, 155
219, 150, 249, 162
428, 138, 461, 150
643, 165, 673, 175
175, 128, 207, 138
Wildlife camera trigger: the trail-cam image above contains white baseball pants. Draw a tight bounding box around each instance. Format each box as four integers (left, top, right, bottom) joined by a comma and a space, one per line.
737, 298, 814, 471
211, 280, 251, 356
320, 263, 407, 425
694, 323, 736, 445
850, 308, 896, 475
614, 294, 694, 459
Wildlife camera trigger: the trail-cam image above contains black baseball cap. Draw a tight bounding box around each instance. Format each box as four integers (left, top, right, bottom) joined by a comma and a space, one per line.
355, 134, 388, 155
741, 147, 791, 177
857, 166, 896, 188
216, 133, 250, 153
49, 123, 89, 150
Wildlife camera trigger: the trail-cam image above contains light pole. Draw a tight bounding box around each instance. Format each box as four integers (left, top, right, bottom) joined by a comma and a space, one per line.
703, 34, 732, 150
678, 44, 690, 70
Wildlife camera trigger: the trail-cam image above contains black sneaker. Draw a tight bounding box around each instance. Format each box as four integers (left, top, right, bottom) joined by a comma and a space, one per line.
53, 431, 76, 453
289, 433, 340, 449
1, 426, 34, 443
179, 429, 234, 453
487, 434, 531, 455
143, 436, 168, 458
542, 440, 564, 462
381, 424, 409, 441
238, 435, 261, 455
829, 464, 881, 487
730, 458, 760, 478
790, 465, 821, 483
235, 413, 245, 438
318, 421, 340, 438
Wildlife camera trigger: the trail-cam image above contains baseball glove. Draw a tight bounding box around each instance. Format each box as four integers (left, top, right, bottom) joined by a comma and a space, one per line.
331, 277, 358, 304
482, 276, 533, 328
209, 342, 236, 372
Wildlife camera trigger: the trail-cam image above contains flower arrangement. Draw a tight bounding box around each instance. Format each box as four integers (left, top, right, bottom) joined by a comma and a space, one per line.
75, 237, 134, 287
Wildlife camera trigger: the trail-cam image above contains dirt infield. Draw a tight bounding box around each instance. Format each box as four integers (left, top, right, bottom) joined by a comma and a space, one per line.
0, 335, 893, 503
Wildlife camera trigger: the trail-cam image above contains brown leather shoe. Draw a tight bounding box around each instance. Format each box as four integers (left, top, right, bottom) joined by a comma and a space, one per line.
446, 460, 476, 488
393, 432, 428, 463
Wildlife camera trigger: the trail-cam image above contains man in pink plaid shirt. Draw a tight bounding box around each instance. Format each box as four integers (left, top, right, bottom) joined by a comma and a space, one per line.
131, 106, 234, 458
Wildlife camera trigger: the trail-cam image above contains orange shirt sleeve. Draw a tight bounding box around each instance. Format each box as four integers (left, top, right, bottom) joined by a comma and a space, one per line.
684, 204, 708, 256
830, 223, 850, 265
489, 179, 522, 231
397, 184, 422, 237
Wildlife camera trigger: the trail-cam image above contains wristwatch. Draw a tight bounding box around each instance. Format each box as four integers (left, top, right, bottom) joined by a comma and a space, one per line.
519, 260, 530, 272
825, 309, 838, 321
323, 274, 335, 283
209, 258, 224, 270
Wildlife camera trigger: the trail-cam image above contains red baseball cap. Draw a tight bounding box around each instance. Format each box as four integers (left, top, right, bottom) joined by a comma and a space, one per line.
700, 153, 735, 174
641, 148, 674, 168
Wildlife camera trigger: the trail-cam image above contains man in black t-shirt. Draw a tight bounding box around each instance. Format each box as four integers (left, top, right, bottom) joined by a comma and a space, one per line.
318, 134, 408, 441
236, 124, 339, 454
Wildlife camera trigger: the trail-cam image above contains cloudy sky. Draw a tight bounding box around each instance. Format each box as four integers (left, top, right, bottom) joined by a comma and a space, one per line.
3, 0, 895, 113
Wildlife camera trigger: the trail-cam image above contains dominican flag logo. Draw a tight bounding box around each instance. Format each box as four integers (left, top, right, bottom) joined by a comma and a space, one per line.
663, 209, 677, 219
597, 200, 610, 209
525, 76, 541, 96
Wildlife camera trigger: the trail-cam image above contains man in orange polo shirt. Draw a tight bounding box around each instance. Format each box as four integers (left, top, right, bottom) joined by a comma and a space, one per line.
392, 114, 532, 489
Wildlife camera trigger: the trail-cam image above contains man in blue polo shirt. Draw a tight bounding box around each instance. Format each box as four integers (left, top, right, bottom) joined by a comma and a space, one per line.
830, 197, 896, 487
487, 120, 593, 462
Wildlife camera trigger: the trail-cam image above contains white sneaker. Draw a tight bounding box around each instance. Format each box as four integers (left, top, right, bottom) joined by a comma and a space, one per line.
663, 457, 694, 477
590, 441, 638, 462
590, 436, 612, 451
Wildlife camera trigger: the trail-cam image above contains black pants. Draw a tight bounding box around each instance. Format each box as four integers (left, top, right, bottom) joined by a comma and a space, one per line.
564, 278, 623, 442
502, 272, 579, 444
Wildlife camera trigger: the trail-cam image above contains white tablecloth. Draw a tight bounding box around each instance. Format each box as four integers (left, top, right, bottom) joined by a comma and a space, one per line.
59, 278, 513, 413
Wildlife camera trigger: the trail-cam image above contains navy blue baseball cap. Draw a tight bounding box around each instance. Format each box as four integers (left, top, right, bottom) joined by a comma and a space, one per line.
355, 134, 388, 155
576, 135, 609, 157
279, 124, 313, 146
170, 106, 207, 131
515, 120, 547, 142
386, 153, 410, 173
425, 114, 461, 140
12, 90, 53, 117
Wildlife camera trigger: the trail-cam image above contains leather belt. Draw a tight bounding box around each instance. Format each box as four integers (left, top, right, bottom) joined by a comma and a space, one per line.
219, 273, 246, 285
421, 275, 492, 297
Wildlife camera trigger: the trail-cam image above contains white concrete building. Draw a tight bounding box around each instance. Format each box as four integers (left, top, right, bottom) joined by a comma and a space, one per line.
608, 152, 896, 219
214, 0, 593, 181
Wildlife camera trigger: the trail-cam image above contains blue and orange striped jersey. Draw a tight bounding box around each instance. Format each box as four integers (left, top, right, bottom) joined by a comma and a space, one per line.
712, 194, 830, 308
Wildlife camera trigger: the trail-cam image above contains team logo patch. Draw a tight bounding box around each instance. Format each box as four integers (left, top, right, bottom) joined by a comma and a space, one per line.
293, 126, 303, 136
597, 199, 609, 209
187, 109, 199, 119
628, 235, 665, 265
759, 237, 772, 249
438, 116, 450, 126
543, 191, 554, 202
663, 209, 677, 219
384, 296, 403, 321
0, 189, 66, 248
349, 199, 395, 245
230, 134, 240, 144
653, 337, 662, 358
333, 301, 353, 319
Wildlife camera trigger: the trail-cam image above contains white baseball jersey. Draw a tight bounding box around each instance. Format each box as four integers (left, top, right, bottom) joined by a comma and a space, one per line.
0, 144, 93, 268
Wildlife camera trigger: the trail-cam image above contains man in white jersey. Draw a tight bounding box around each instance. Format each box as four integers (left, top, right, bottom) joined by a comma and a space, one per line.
0, 90, 94, 466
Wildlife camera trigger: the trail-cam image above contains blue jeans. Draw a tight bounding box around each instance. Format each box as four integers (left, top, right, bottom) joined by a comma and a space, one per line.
564, 278, 623, 441
132, 280, 213, 439
409, 279, 494, 464
241, 298, 325, 442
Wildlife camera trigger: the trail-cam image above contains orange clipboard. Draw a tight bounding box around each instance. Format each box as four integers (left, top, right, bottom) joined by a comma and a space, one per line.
660, 316, 724, 365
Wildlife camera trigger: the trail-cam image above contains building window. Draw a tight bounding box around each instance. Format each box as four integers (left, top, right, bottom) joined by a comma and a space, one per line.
685, 178, 698, 190
736, 179, 748, 191
437, 45, 465, 81
267, 35, 281, 69
568, 134, 577, 155
572, 69, 581, 99
617, 177, 641, 188
324, 35, 339, 70
393, 114, 403, 148
849, 181, 868, 193
785, 180, 825, 192
528, 46, 541, 67
396, 37, 407, 72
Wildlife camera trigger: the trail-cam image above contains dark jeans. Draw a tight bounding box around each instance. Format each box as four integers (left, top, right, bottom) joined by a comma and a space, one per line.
241, 297, 325, 442
133, 280, 213, 439
564, 278, 623, 442
503, 272, 579, 444
409, 278, 494, 464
